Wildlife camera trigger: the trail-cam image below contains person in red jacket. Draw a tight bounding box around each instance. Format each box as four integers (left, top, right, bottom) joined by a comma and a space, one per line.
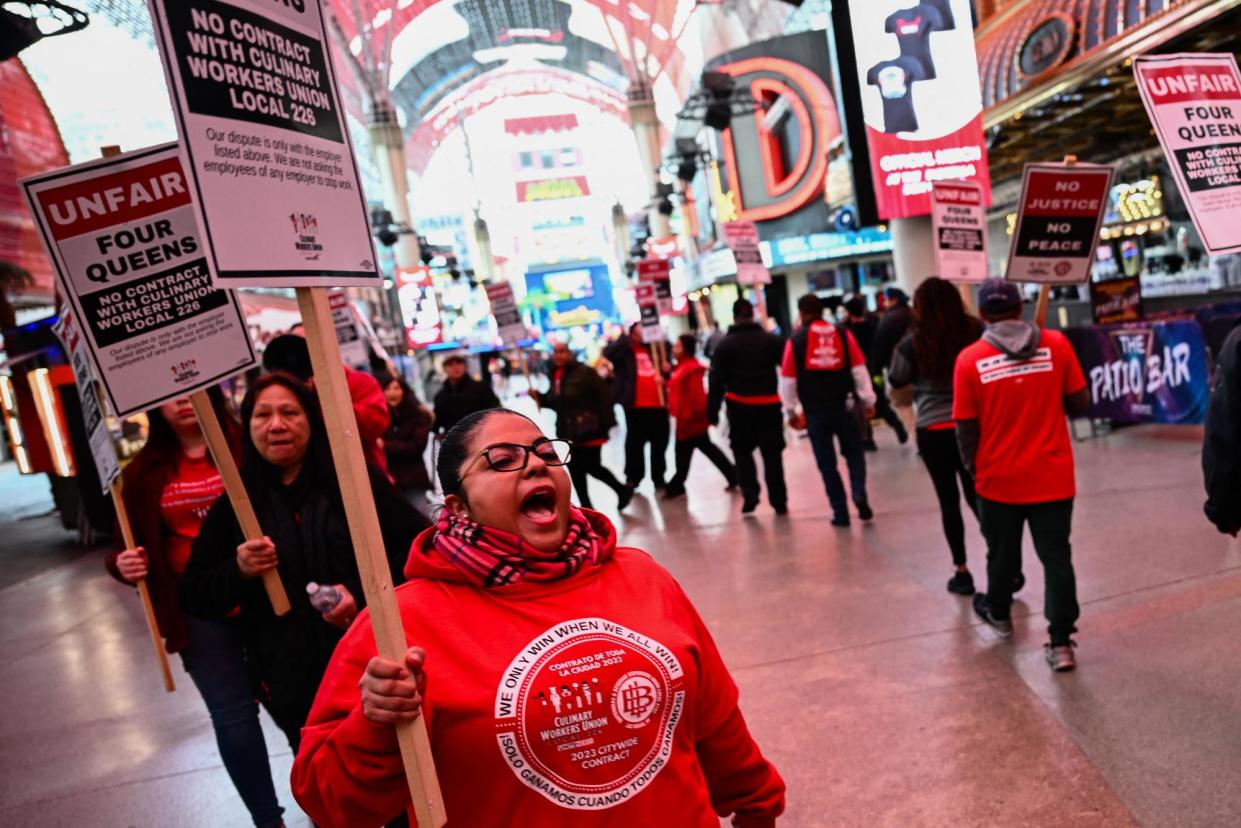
106, 390, 286, 828
291, 408, 785, 827
665, 334, 737, 499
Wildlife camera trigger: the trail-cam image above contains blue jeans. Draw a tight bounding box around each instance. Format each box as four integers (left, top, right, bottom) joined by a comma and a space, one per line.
805, 406, 868, 517
180, 615, 284, 828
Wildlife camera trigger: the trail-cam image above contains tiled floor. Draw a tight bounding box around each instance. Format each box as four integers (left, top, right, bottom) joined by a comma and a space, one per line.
1, 415, 1238, 827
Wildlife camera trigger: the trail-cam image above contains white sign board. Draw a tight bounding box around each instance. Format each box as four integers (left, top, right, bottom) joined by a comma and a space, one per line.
635, 283, 663, 344
931, 180, 988, 283
147, 0, 380, 287
1006, 162, 1114, 285
52, 310, 121, 495
21, 144, 258, 417
485, 282, 526, 346
328, 289, 368, 368
1134, 53, 1241, 255
723, 221, 771, 285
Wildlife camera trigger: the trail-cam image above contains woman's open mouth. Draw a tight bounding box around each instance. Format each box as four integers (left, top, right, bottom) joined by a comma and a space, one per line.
519, 486, 559, 525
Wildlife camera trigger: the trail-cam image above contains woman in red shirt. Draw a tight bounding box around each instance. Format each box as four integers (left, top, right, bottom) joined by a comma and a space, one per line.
291, 408, 785, 827
106, 391, 286, 828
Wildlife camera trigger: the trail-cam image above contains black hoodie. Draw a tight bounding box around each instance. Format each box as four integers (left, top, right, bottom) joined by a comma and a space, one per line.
1204, 326, 1241, 534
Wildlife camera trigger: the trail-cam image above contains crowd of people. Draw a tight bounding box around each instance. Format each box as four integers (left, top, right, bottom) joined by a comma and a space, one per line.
98, 276, 1241, 827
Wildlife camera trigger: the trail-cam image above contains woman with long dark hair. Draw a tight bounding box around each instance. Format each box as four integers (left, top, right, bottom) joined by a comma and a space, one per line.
179, 372, 429, 749
106, 390, 287, 828
888, 278, 985, 595
374, 369, 435, 514
291, 408, 785, 827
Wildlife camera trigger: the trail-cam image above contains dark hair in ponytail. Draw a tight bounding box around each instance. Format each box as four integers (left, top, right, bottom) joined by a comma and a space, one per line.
436, 408, 532, 497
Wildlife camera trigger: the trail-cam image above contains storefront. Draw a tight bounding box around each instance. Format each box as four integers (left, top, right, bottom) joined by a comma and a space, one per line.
976, 0, 1241, 327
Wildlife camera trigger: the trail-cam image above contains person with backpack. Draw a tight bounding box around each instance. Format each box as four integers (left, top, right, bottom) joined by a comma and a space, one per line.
954, 279, 1090, 673
665, 334, 737, 499
780, 293, 876, 527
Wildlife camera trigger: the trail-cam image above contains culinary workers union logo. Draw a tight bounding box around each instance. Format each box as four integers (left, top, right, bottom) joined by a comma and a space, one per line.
493, 617, 686, 810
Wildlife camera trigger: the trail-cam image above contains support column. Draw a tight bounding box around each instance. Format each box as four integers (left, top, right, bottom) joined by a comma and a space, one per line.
368, 101, 421, 269
890, 215, 936, 294
627, 82, 671, 240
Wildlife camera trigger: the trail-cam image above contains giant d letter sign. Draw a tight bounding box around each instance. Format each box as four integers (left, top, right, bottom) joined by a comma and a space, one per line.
717, 57, 840, 223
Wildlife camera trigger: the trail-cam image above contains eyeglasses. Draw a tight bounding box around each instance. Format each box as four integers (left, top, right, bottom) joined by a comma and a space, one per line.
459, 439, 573, 480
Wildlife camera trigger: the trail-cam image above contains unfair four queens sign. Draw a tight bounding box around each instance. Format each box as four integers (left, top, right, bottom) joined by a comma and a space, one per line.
485, 282, 527, 346
722, 221, 771, 285
846, 0, 992, 220
635, 283, 662, 344
21, 144, 257, 416
930, 180, 987, 282
147, 0, 380, 287
1134, 53, 1241, 255
1007, 162, 1114, 285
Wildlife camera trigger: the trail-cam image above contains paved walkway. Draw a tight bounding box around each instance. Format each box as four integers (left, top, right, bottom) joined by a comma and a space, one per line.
0, 418, 1237, 827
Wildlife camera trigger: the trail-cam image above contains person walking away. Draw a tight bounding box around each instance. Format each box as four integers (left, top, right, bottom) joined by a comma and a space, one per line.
107, 391, 287, 828
179, 373, 429, 748
870, 286, 914, 376
665, 334, 737, 499
290, 409, 786, 826
535, 342, 634, 511
708, 299, 787, 515
888, 278, 985, 595
780, 294, 877, 527
704, 321, 725, 359
375, 370, 435, 516
1203, 325, 1241, 536
262, 334, 391, 476
432, 354, 501, 436
603, 323, 671, 490
954, 279, 1090, 672
842, 295, 908, 449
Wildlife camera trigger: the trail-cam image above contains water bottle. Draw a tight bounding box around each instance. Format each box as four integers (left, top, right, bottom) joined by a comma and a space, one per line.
306, 581, 342, 613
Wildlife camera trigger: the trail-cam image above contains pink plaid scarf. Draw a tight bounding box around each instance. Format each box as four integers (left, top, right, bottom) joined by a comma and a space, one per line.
432, 507, 608, 588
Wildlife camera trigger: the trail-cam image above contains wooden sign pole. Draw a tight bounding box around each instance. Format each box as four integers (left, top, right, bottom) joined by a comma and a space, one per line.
297, 287, 446, 828
111, 478, 176, 693
188, 392, 291, 616
649, 342, 667, 408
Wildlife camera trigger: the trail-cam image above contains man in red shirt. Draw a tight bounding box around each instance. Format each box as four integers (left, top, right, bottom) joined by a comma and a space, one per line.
603, 324, 671, 490
953, 279, 1090, 672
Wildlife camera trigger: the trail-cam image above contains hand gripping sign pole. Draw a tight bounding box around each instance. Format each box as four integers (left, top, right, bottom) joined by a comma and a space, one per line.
298, 287, 446, 828
54, 306, 175, 693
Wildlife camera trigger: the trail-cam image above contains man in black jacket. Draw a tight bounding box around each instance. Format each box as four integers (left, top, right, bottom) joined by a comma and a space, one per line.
603, 324, 672, 489
708, 299, 787, 514
432, 354, 501, 435
843, 295, 909, 449
1204, 325, 1241, 536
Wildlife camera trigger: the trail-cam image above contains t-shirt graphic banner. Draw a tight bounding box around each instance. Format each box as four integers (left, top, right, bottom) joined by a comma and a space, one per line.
845, 0, 991, 220
147, 0, 380, 287
51, 310, 121, 495
1067, 320, 1210, 425
930, 179, 987, 282
1007, 162, 1114, 285
1134, 53, 1241, 255
21, 144, 257, 417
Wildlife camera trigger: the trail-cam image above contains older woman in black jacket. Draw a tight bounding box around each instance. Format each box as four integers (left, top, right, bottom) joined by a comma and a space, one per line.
179, 372, 429, 748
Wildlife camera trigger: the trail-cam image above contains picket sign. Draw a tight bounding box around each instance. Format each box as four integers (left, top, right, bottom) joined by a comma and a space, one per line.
297, 287, 446, 828
1036, 155, 1076, 328
188, 391, 291, 616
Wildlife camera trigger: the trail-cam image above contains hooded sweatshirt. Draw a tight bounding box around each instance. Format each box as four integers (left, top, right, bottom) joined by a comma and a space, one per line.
668, 359, 711, 440
952, 320, 1087, 504
291, 510, 785, 828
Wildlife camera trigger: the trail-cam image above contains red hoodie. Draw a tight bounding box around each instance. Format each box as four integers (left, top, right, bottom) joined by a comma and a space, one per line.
292, 511, 784, 827
346, 366, 391, 474
668, 360, 710, 441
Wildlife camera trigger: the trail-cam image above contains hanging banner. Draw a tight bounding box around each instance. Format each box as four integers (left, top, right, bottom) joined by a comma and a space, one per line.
722, 221, 771, 285
635, 283, 662, 344
1134, 53, 1241, 255
843, 0, 991, 220
930, 179, 987, 283
637, 259, 673, 313
1006, 162, 1114, 285
1090, 276, 1143, 325
1067, 320, 1210, 425
327, 289, 368, 368
485, 282, 527, 345
147, 0, 380, 287
21, 144, 257, 417
51, 310, 121, 495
